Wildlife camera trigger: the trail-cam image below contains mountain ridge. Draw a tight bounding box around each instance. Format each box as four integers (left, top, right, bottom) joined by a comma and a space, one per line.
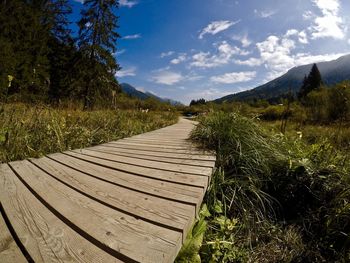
214, 54, 350, 103
120, 83, 182, 105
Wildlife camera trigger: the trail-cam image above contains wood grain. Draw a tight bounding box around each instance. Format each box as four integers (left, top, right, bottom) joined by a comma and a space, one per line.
1, 163, 122, 263
0, 207, 27, 263
30, 157, 195, 236
87, 145, 216, 167
63, 151, 209, 188
9, 160, 183, 263
71, 148, 213, 176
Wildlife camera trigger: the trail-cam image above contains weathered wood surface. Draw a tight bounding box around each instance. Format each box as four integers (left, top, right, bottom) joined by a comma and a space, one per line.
0, 118, 216, 263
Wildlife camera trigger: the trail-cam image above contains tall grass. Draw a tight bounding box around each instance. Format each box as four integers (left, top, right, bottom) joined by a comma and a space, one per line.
187, 111, 350, 262
0, 103, 178, 163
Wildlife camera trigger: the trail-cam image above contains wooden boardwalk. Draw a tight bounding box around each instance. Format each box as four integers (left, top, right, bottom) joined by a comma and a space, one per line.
0, 118, 216, 263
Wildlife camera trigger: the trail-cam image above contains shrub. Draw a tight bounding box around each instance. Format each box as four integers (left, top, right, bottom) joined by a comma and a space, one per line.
190, 111, 350, 262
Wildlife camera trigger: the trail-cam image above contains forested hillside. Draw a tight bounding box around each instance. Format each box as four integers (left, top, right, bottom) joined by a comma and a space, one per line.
0, 0, 120, 109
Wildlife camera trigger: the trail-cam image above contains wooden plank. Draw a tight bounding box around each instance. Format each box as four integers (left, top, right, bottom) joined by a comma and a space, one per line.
9, 160, 182, 263
121, 138, 189, 146
72, 148, 213, 176
1, 163, 122, 263
103, 142, 215, 156
93, 144, 216, 161
30, 157, 195, 237
88, 145, 216, 167
109, 141, 191, 150
47, 153, 204, 205
0, 207, 27, 263
64, 151, 209, 189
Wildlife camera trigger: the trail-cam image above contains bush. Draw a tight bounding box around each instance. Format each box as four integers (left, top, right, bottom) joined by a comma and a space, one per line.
189, 111, 350, 262
260, 105, 286, 121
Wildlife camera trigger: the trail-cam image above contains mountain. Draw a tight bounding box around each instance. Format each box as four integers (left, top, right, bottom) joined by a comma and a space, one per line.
215, 54, 350, 103
120, 83, 182, 105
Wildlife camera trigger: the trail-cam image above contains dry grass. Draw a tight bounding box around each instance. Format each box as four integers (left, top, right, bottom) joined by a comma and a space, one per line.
0, 103, 178, 163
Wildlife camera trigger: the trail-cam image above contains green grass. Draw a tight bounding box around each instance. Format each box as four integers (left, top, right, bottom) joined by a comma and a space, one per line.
183, 111, 350, 263
0, 103, 178, 163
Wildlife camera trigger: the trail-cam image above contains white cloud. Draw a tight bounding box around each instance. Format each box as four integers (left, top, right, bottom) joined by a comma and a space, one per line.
285, 29, 309, 44
294, 52, 347, 66
151, 70, 184, 85
348, 39, 350, 45
191, 41, 249, 68
119, 0, 138, 8
171, 53, 187, 64
254, 9, 277, 18
115, 67, 136, 78
123, 34, 141, 39
199, 20, 239, 39
113, 49, 126, 56
235, 57, 263, 67
160, 51, 175, 58
256, 35, 296, 76
251, 32, 345, 81
211, 71, 256, 84
285, 29, 299, 37
298, 31, 309, 44
232, 34, 252, 48
310, 0, 346, 39
303, 10, 314, 20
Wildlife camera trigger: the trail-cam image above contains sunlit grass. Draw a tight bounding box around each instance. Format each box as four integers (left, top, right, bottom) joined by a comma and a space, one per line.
0, 103, 178, 163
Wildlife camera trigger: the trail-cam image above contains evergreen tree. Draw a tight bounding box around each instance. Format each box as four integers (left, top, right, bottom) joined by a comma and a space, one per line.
298, 63, 323, 100
43, 0, 72, 43
77, 0, 120, 109
43, 0, 74, 103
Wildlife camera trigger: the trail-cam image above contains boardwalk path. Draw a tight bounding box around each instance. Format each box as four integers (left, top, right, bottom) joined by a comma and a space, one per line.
0, 118, 216, 263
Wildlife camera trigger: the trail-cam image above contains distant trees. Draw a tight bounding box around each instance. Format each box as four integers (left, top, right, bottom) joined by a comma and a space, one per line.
190, 98, 206, 106
305, 81, 350, 123
298, 63, 323, 100
0, 0, 121, 108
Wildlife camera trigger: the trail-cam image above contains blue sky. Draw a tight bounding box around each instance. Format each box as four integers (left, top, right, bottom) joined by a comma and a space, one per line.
72, 0, 350, 104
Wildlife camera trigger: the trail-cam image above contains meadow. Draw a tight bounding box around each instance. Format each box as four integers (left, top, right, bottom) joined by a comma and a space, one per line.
0, 103, 178, 163
176, 85, 350, 262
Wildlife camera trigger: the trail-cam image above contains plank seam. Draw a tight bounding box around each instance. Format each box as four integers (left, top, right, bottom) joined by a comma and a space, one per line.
62, 152, 206, 189
7, 163, 139, 263
104, 144, 214, 156
0, 202, 34, 263
29, 159, 185, 234
73, 151, 210, 177
98, 144, 215, 161
46, 155, 198, 206
89, 148, 215, 168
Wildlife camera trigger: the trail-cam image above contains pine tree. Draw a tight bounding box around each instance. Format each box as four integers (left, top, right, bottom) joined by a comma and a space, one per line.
77, 0, 120, 109
43, 0, 72, 43
298, 63, 323, 100
0, 0, 50, 101
42, 0, 74, 103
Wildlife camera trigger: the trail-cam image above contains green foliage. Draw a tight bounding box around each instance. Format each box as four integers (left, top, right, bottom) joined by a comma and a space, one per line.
191, 111, 350, 262
0, 103, 178, 163
260, 105, 286, 120
0, 0, 122, 108
190, 98, 206, 107
77, 0, 120, 109
305, 81, 350, 123
176, 205, 210, 263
